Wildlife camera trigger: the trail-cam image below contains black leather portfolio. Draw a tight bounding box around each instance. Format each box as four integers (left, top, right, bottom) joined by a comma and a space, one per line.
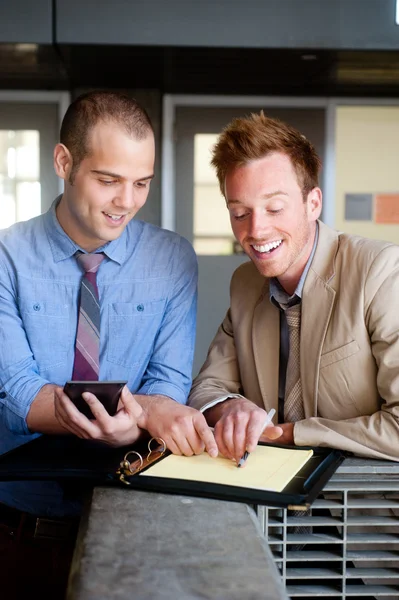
0, 435, 346, 509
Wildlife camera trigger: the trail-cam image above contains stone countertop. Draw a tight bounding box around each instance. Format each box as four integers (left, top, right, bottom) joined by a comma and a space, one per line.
335, 456, 399, 475
68, 488, 289, 600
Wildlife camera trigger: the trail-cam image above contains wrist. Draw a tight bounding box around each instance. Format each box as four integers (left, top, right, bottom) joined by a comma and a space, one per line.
134, 394, 172, 427
281, 422, 295, 445
204, 397, 240, 427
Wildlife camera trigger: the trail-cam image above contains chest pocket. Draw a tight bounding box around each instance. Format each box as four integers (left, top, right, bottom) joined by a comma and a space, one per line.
107, 300, 166, 368
20, 299, 70, 368
318, 340, 362, 419
319, 340, 360, 369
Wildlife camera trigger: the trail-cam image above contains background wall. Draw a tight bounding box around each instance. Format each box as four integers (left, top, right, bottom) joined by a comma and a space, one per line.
56, 0, 399, 49
1, 1, 399, 97
2, 1, 399, 233
335, 105, 399, 243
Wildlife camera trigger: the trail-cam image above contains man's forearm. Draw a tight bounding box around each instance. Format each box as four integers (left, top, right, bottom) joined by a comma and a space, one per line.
26, 383, 70, 434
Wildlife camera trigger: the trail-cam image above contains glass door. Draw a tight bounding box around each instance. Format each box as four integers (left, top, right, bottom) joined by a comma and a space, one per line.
0, 101, 60, 229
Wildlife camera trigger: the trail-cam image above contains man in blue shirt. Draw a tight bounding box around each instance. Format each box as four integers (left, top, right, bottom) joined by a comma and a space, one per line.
0, 90, 217, 595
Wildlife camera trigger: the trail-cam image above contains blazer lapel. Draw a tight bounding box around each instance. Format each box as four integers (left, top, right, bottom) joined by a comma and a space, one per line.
252, 290, 280, 415
300, 221, 338, 417
301, 272, 335, 417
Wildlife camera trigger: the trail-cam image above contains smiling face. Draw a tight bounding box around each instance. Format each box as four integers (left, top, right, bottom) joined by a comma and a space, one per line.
225, 152, 322, 295
54, 120, 155, 252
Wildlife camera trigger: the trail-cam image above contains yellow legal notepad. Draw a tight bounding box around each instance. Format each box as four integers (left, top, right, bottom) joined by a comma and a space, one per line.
141, 445, 313, 493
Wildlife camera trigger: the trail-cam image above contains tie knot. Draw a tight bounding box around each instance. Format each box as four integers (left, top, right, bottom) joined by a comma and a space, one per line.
285, 302, 301, 328
76, 252, 105, 274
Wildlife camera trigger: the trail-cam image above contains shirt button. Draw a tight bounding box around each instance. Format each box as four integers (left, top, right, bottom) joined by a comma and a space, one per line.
33, 303, 41, 311
137, 304, 144, 312
0, 392, 6, 399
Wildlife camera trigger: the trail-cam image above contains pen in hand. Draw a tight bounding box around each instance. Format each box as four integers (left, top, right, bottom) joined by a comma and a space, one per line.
237, 408, 276, 468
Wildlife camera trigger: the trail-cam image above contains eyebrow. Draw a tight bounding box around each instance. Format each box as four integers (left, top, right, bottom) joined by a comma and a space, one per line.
227, 190, 288, 205
91, 169, 154, 181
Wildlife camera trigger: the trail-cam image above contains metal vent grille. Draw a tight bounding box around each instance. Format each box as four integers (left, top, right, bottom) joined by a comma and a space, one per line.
255, 458, 399, 599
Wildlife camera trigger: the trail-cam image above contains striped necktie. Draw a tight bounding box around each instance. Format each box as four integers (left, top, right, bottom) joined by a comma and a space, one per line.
284, 303, 305, 423
71, 252, 105, 381
283, 302, 310, 544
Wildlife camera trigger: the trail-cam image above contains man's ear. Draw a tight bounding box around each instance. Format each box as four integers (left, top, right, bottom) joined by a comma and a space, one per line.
54, 143, 73, 180
306, 187, 322, 222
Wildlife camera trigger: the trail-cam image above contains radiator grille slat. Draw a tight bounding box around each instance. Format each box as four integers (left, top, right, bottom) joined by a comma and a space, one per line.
286, 567, 342, 578
347, 550, 399, 561
346, 533, 399, 543
345, 584, 399, 595
286, 550, 343, 561
286, 583, 342, 595
346, 568, 399, 578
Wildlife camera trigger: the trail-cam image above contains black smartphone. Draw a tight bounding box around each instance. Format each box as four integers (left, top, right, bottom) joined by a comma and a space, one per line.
63, 381, 127, 420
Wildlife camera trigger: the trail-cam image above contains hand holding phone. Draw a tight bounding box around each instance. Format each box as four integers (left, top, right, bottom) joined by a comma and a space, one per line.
63, 381, 127, 420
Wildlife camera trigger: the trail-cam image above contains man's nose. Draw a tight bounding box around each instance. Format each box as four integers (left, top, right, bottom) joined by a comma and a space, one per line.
115, 185, 135, 209
248, 211, 271, 239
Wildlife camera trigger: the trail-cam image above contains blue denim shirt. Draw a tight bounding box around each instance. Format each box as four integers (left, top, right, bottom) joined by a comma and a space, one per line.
0, 200, 197, 514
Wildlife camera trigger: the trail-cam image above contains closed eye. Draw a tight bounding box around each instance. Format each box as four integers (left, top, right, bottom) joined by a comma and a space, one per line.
232, 213, 249, 221
99, 179, 118, 186
136, 180, 151, 189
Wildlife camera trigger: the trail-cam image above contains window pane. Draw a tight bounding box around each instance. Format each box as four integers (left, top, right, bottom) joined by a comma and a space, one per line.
194, 238, 235, 255
16, 181, 41, 222
0, 130, 40, 230
194, 134, 238, 255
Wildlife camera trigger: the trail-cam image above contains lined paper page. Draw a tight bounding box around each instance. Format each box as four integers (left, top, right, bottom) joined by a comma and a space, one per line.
141, 445, 313, 492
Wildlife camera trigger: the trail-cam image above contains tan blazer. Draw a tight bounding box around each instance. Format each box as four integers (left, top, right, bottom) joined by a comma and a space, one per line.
189, 221, 399, 461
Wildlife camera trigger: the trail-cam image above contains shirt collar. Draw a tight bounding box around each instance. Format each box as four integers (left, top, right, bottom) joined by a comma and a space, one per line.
43, 196, 132, 265
269, 222, 319, 306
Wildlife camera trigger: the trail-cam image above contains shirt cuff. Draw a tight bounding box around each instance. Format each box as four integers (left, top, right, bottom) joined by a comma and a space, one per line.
200, 394, 245, 414
1, 378, 49, 435
137, 381, 189, 405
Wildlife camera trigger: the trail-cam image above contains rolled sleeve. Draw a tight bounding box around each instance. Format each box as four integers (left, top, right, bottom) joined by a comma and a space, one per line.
0, 359, 48, 435
0, 258, 50, 435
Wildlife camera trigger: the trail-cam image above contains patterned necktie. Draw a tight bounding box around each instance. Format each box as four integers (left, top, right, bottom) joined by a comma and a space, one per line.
72, 252, 105, 381
284, 303, 305, 422
283, 303, 310, 544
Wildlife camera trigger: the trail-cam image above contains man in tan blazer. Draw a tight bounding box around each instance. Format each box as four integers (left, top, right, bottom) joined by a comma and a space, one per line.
189, 111, 399, 464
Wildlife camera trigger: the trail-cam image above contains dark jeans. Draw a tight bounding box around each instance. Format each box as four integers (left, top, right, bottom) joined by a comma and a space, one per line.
0, 504, 79, 600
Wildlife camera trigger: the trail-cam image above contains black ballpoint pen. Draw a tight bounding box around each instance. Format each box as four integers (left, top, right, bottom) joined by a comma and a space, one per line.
237, 408, 276, 468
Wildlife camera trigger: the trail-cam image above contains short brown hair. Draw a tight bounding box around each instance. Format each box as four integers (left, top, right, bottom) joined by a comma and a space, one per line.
60, 90, 153, 179
211, 111, 321, 198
